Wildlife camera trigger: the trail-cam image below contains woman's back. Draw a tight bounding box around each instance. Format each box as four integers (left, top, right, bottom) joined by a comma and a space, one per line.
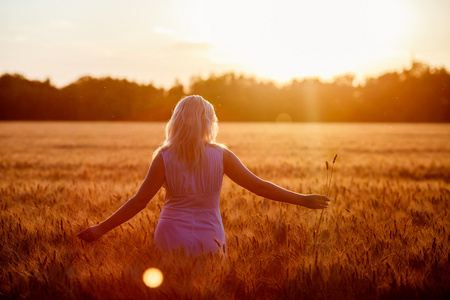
154, 145, 226, 256
161, 145, 224, 207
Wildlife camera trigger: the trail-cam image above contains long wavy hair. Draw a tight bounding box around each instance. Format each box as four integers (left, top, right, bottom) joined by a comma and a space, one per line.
155, 95, 223, 169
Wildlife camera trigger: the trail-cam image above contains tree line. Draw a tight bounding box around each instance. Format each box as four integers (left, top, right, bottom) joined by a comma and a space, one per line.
1, 61, 449, 122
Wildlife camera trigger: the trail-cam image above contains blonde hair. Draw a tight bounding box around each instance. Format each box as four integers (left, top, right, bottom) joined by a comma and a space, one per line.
155, 95, 222, 168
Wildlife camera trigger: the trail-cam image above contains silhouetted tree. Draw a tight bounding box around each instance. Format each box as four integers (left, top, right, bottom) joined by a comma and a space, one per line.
60, 76, 165, 120
0, 74, 61, 120
1, 61, 449, 122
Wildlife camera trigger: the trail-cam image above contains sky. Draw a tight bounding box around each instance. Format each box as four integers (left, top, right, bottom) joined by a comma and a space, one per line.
1, 0, 450, 88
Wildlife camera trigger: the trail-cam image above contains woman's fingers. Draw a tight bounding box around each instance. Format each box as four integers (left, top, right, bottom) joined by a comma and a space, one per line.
77, 228, 89, 239
77, 226, 100, 242
318, 201, 328, 209
309, 195, 330, 209
321, 196, 330, 208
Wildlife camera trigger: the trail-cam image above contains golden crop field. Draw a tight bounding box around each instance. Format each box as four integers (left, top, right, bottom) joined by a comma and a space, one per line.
1, 122, 449, 299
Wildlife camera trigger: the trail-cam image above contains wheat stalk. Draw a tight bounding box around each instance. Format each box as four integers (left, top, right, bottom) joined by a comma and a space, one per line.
327, 154, 337, 196
315, 154, 337, 239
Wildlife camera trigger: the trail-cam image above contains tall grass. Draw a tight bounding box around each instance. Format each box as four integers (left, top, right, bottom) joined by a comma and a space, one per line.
1, 122, 449, 299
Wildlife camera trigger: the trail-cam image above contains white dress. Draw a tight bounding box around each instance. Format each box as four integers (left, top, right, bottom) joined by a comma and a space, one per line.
154, 145, 226, 256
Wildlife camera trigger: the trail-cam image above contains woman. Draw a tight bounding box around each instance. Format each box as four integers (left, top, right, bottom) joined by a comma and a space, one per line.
77, 95, 330, 256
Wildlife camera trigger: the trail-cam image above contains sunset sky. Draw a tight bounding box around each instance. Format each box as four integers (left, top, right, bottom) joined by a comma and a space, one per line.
1, 0, 449, 88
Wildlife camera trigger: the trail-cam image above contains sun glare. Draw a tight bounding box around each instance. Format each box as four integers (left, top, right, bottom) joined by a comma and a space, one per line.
184, 0, 411, 82
142, 268, 163, 288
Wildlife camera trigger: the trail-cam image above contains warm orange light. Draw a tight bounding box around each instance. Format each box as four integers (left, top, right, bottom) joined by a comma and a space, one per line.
189, 0, 412, 83
143, 268, 163, 288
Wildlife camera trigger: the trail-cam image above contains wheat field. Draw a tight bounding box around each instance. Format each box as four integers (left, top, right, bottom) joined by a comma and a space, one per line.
1, 122, 449, 299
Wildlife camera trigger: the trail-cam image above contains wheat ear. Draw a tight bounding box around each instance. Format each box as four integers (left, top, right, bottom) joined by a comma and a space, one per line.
316, 154, 337, 235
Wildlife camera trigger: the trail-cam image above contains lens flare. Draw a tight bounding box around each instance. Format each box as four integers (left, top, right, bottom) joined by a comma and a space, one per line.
143, 268, 163, 288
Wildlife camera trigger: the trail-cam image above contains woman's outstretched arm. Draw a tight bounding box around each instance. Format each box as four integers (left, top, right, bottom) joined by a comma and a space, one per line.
223, 149, 329, 209
77, 152, 165, 242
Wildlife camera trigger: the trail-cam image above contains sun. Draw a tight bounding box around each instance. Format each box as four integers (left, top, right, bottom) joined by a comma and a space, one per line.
182, 0, 412, 82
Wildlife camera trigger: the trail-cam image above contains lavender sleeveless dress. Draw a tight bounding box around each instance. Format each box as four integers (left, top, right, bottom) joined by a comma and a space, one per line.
154, 146, 226, 256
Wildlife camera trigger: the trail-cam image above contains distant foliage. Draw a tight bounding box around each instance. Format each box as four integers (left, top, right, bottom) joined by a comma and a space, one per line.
1, 61, 449, 121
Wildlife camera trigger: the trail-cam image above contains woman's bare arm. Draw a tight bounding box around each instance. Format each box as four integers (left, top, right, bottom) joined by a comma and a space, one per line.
77, 152, 165, 242
223, 149, 329, 209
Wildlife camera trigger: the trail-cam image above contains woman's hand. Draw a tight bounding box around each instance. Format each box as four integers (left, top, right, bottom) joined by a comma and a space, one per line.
302, 194, 330, 209
77, 225, 105, 242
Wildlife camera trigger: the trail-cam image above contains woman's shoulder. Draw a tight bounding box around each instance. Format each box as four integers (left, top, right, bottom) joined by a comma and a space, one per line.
207, 142, 227, 151
206, 143, 227, 157
221, 147, 235, 162
153, 146, 170, 160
